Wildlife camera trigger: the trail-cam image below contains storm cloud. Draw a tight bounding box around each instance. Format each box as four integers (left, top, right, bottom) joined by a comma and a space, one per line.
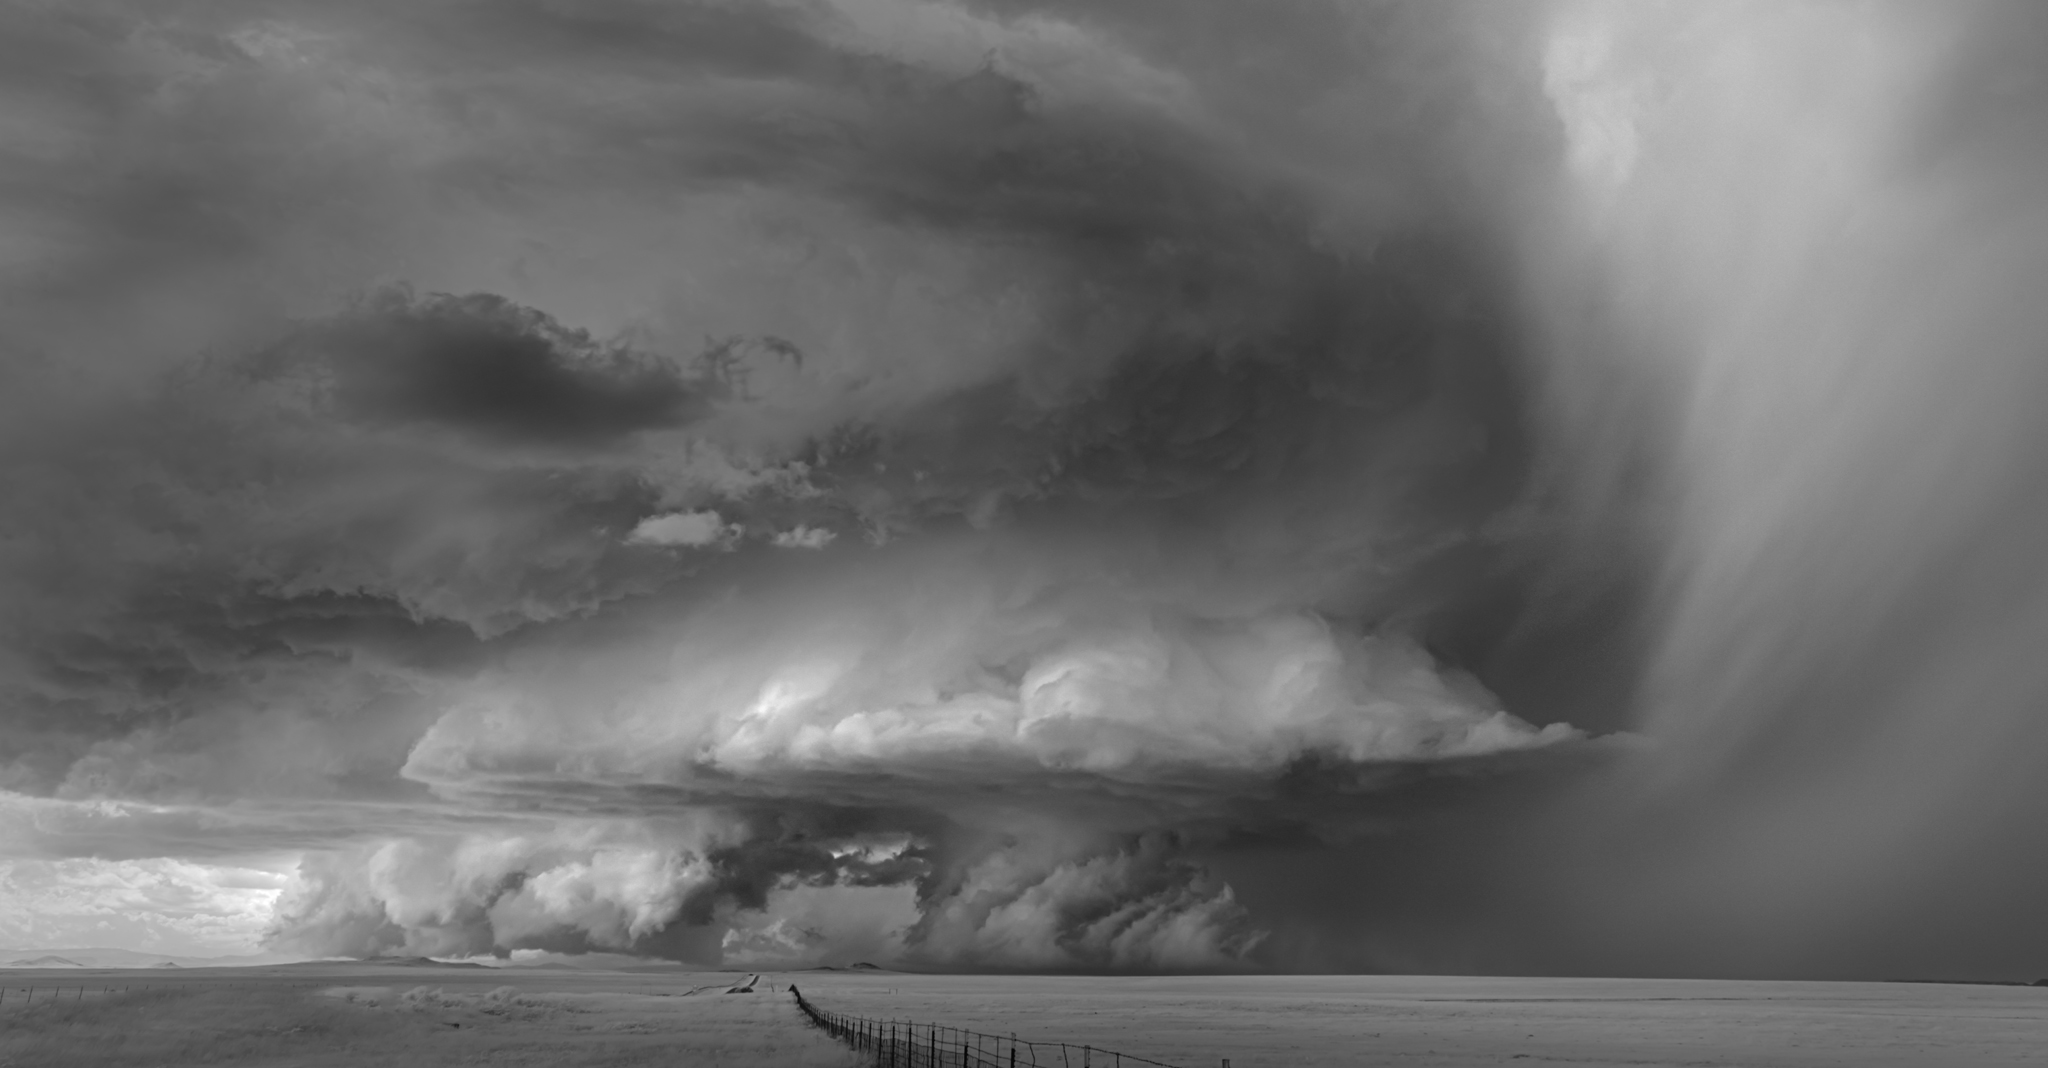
4, 0, 2045, 980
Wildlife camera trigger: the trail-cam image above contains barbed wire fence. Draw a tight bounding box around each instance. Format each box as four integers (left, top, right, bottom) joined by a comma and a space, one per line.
0, 984, 143, 1007
0, 983, 173, 1018
792, 985, 1225, 1068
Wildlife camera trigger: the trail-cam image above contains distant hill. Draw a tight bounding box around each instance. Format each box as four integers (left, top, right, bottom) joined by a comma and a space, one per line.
148, 961, 181, 969
7, 955, 85, 968
353, 956, 490, 969
0, 948, 296, 969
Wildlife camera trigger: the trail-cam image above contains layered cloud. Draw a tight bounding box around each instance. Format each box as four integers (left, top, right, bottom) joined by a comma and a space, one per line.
0, 0, 1603, 969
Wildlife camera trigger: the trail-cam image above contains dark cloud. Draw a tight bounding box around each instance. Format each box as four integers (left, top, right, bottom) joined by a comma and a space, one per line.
256, 288, 716, 446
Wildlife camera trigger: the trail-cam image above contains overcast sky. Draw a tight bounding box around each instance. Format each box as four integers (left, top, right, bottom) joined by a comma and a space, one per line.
3, 0, 2047, 979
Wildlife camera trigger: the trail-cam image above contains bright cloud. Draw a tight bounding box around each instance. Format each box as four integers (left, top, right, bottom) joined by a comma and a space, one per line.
0, 856, 292, 957
628, 511, 736, 548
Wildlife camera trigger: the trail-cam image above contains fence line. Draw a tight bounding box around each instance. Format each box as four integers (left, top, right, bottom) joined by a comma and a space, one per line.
0, 984, 148, 1010
792, 986, 1207, 1068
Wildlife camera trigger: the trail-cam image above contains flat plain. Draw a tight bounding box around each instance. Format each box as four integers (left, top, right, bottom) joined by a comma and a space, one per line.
0, 963, 854, 1068
0, 963, 2042, 1067
795, 971, 2048, 1067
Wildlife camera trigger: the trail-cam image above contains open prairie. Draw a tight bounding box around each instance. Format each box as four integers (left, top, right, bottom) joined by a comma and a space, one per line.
0, 962, 855, 1068
2, 964, 2042, 1067
801, 971, 2048, 1067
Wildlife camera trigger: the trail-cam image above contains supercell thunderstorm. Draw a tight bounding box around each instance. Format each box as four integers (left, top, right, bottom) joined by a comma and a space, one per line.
6, 0, 2048, 979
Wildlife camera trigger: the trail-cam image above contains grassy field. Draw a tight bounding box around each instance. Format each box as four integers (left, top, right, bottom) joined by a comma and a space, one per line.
1, 964, 2042, 1067
789, 971, 2048, 1068
0, 963, 857, 1068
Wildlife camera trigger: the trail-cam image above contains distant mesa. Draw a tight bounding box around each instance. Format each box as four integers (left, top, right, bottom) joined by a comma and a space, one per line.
1893, 978, 2048, 988
355, 956, 488, 969
0, 948, 288, 969
848, 962, 881, 971
149, 961, 181, 968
